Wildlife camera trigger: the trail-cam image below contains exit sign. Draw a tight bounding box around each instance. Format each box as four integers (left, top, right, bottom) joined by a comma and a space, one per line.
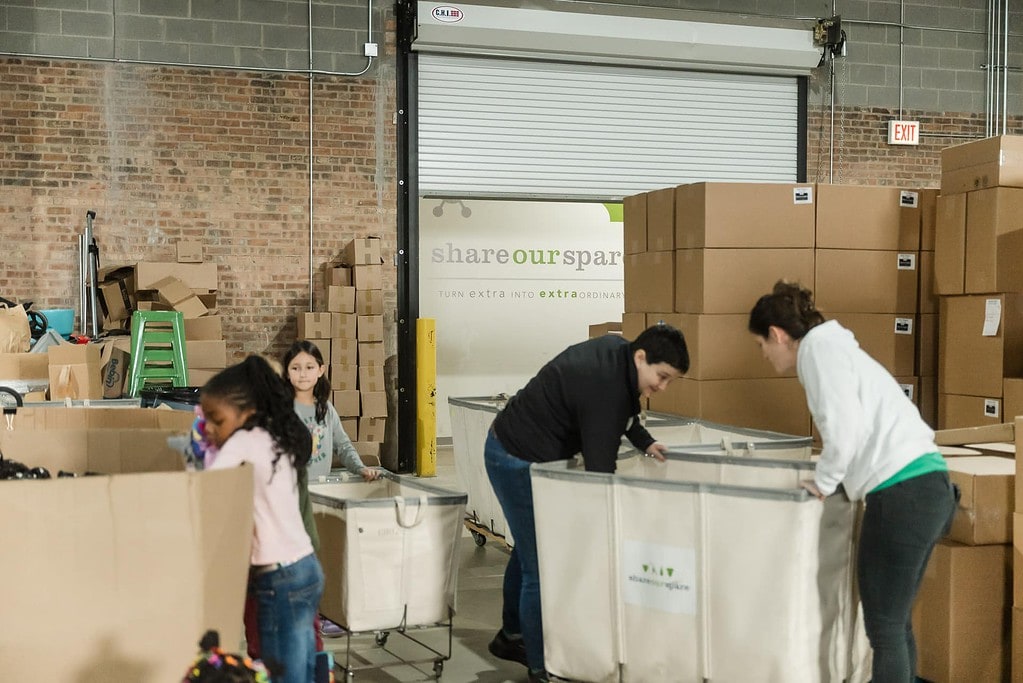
888, 120, 920, 145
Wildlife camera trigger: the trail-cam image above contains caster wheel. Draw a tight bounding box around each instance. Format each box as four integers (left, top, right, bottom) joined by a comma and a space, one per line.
471, 530, 486, 547
433, 659, 444, 677
374, 631, 389, 646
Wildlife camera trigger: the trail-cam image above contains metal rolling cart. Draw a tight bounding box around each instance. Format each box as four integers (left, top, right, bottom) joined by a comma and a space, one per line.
309, 473, 467, 680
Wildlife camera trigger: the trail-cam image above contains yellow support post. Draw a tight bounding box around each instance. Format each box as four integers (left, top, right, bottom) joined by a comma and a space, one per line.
416, 318, 437, 477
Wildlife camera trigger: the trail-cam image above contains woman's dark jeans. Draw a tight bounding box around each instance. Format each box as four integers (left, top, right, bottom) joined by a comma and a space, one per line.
858, 471, 957, 683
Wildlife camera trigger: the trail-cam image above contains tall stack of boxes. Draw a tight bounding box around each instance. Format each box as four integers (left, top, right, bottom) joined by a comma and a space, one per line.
624, 183, 815, 435
935, 136, 1023, 429
913, 451, 1014, 681
621, 182, 942, 436
813, 185, 924, 419
300, 237, 386, 463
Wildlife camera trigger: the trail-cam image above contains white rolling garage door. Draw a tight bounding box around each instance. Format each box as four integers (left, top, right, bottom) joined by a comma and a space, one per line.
418, 54, 801, 200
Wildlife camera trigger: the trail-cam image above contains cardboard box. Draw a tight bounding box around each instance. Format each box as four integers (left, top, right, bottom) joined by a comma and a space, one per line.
624, 251, 674, 313
622, 312, 646, 342
352, 441, 381, 462
335, 313, 357, 339
965, 187, 1023, 293
675, 182, 815, 249
935, 420, 1015, 446
940, 294, 1023, 397
185, 340, 227, 369
663, 377, 811, 436
331, 338, 358, 366
675, 248, 815, 315
326, 265, 352, 288
917, 313, 938, 377
919, 375, 938, 429
1005, 379, 1023, 426
329, 364, 357, 391
357, 315, 383, 342
815, 184, 921, 250
1013, 606, 1023, 682
306, 339, 331, 366
814, 250, 919, 314
98, 279, 132, 322
1016, 417, 1023, 514
136, 261, 218, 291
623, 191, 647, 254
352, 264, 382, 290
653, 313, 787, 380
47, 344, 103, 400
332, 390, 360, 417
939, 393, 1004, 430
920, 187, 939, 251
918, 250, 937, 314
326, 286, 356, 314
176, 239, 203, 263
341, 237, 381, 266
355, 289, 384, 316
0, 409, 252, 683
945, 456, 1014, 545
188, 368, 219, 386
184, 315, 223, 341
297, 312, 333, 339
941, 134, 1023, 195
829, 313, 917, 377
588, 321, 622, 339
934, 192, 967, 295
361, 391, 388, 417
150, 276, 208, 319
359, 417, 386, 443
0, 353, 49, 380
98, 337, 131, 399
646, 186, 675, 252
340, 418, 358, 441
358, 365, 385, 392
358, 342, 385, 366
912, 541, 1011, 683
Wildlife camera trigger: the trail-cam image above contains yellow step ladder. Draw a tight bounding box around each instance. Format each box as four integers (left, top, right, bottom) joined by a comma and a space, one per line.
126, 310, 189, 397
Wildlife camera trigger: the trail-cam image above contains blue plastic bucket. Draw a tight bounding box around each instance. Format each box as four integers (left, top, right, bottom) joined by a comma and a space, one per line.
39, 308, 75, 339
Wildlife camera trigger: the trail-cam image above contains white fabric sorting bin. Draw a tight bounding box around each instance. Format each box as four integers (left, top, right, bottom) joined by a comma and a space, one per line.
310, 473, 467, 632
448, 395, 812, 546
531, 451, 866, 683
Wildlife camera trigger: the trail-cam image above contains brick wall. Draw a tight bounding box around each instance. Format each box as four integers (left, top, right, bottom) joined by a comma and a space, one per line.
807, 104, 1023, 186
0, 56, 397, 364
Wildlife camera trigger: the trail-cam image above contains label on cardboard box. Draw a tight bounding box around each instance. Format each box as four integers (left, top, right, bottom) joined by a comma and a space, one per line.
899, 190, 919, 207
894, 318, 913, 335
982, 299, 1001, 336
793, 187, 813, 204
896, 253, 916, 270
984, 399, 1001, 419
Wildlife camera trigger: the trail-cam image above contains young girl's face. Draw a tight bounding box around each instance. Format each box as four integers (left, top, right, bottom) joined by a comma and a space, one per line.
287, 351, 326, 394
200, 395, 255, 449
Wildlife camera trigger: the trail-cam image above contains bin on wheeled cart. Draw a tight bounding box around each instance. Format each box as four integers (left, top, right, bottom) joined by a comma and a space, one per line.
530, 449, 870, 683
448, 395, 812, 549
310, 473, 467, 680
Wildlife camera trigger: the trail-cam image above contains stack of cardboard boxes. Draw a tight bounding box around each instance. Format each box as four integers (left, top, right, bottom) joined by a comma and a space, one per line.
912, 426, 1016, 682
297, 237, 386, 463
622, 182, 932, 436
935, 135, 1023, 429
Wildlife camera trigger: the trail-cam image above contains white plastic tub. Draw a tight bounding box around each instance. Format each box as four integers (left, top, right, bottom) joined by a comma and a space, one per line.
447, 395, 812, 547
310, 473, 467, 632
531, 451, 867, 683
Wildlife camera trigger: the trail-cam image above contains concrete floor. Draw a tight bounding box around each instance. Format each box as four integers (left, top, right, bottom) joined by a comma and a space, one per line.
321, 445, 530, 683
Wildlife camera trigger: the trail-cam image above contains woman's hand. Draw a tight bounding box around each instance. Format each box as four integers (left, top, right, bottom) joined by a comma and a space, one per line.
361, 467, 382, 481
800, 479, 825, 501
644, 442, 668, 463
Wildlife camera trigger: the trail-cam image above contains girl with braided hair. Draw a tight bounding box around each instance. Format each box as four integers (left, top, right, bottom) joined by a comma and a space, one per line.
202, 355, 324, 683
749, 280, 956, 683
